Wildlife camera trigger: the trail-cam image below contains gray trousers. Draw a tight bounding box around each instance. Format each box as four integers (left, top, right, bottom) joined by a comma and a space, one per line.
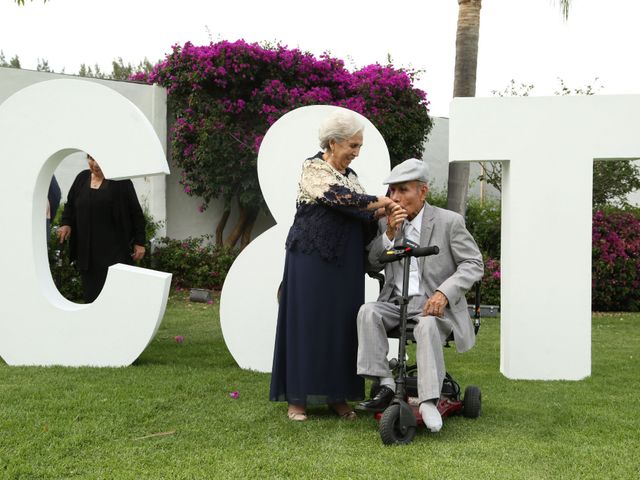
356, 295, 454, 403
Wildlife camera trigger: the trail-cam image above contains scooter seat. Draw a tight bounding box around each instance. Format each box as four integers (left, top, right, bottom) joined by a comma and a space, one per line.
387, 322, 417, 342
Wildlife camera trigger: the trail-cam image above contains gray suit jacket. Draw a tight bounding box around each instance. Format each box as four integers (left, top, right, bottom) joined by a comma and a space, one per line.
367, 202, 484, 353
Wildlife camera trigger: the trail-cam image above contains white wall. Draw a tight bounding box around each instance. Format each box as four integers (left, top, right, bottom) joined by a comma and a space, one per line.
164, 164, 275, 241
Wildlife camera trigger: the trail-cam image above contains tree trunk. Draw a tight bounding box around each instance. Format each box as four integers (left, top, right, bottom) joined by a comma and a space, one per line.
224, 202, 247, 248
447, 0, 482, 217
239, 209, 259, 250
215, 208, 230, 246
223, 201, 258, 250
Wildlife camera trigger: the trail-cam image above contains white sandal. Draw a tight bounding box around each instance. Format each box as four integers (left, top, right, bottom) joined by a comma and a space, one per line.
287, 410, 308, 421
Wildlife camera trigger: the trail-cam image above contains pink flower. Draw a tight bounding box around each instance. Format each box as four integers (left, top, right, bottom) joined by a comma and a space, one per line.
229, 391, 240, 399
175, 335, 184, 344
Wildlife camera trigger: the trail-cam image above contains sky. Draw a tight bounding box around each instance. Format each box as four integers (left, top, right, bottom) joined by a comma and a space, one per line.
1, 0, 639, 117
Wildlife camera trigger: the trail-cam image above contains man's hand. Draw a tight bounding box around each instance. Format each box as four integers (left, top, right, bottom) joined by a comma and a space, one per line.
385, 203, 408, 240
422, 291, 449, 318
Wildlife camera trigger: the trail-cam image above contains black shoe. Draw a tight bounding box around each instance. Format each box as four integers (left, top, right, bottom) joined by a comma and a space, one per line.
357, 385, 395, 412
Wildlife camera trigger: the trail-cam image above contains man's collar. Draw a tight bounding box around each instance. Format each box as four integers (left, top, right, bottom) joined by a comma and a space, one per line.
408, 204, 426, 230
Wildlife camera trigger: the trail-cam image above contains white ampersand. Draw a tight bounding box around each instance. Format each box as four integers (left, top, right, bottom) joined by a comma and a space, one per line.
0, 79, 172, 367
220, 105, 392, 372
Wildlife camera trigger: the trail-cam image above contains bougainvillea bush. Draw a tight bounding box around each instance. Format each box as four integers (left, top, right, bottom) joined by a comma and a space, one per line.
132, 41, 433, 247
592, 208, 640, 311
465, 209, 640, 311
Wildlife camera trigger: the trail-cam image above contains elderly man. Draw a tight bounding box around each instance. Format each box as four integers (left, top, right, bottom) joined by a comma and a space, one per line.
356, 158, 483, 432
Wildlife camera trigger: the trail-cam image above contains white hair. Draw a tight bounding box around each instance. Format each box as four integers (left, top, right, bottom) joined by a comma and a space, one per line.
318, 110, 365, 150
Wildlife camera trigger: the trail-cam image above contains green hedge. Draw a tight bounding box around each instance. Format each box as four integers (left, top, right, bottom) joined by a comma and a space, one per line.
150, 236, 238, 290
428, 191, 501, 305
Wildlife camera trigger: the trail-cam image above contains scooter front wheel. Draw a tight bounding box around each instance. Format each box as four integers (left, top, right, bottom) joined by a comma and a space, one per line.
379, 404, 416, 445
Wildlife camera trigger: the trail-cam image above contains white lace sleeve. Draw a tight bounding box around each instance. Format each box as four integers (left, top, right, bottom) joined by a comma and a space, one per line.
297, 158, 376, 208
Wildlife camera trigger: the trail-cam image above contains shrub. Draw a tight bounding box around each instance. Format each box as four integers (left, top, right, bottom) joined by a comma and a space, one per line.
426, 189, 447, 209
151, 236, 239, 290
471, 207, 640, 311
592, 208, 640, 311
48, 229, 83, 302
478, 257, 501, 306
427, 190, 501, 259
429, 190, 502, 305
465, 197, 501, 260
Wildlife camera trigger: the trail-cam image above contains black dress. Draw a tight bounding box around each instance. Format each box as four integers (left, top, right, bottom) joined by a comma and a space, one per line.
269, 153, 377, 406
61, 170, 146, 303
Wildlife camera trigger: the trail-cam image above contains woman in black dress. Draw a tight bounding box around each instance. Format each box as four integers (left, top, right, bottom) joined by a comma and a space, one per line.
270, 111, 400, 421
57, 154, 146, 303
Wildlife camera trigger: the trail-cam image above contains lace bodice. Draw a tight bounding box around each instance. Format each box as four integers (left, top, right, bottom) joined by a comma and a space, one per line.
285, 153, 378, 264
297, 155, 374, 209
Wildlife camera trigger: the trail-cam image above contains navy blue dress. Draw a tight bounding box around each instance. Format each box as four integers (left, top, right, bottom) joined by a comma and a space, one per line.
270, 153, 377, 406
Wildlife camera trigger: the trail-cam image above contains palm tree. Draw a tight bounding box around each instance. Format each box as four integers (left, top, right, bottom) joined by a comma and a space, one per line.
446, 0, 571, 215
447, 0, 482, 216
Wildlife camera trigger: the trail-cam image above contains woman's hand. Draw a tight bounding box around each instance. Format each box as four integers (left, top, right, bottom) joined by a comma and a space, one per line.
57, 225, 71, 243
131, 244, 146, 262
373, 206, 386, 219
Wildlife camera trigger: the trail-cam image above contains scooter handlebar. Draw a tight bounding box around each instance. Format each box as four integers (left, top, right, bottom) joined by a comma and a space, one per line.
378, 245, 439, 264
411, 245, 439, 258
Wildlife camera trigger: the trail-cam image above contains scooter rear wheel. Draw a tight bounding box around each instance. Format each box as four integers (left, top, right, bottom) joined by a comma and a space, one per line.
379, 404, 416, 445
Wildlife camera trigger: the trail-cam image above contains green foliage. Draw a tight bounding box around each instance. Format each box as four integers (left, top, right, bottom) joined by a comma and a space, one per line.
465, 196, 501, 260
465, 197, 502, 306
78, 57, 155, 80
151, 236, 239, 290
0, 50, 21, 69
0, 297, 638, 478
429, 190, 501, 260
426, 188, 447, 208
36, 58, 52, 72
138, 202, 165, 269
593, 160, 640, 208
14, 0, 48, 5
428, 190, 501, 305
48, 207, 82, 302
1, 47, 154, 79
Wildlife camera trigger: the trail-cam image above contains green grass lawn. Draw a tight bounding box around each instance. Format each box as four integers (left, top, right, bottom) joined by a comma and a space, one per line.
1, 292, 639, 479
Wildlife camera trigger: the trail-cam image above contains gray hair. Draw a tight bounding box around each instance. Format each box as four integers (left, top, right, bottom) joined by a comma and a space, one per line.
318, 110, 365, 150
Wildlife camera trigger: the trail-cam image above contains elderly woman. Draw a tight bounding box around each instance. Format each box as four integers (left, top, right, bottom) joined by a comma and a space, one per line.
57, 154, 146, 303
269, 110, 400, 421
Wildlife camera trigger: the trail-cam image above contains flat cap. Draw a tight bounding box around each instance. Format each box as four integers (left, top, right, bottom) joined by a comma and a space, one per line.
383, 158, 428, 185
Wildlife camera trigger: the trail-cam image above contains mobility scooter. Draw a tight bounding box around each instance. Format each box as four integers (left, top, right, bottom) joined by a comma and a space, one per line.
368, 243, 482, 445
